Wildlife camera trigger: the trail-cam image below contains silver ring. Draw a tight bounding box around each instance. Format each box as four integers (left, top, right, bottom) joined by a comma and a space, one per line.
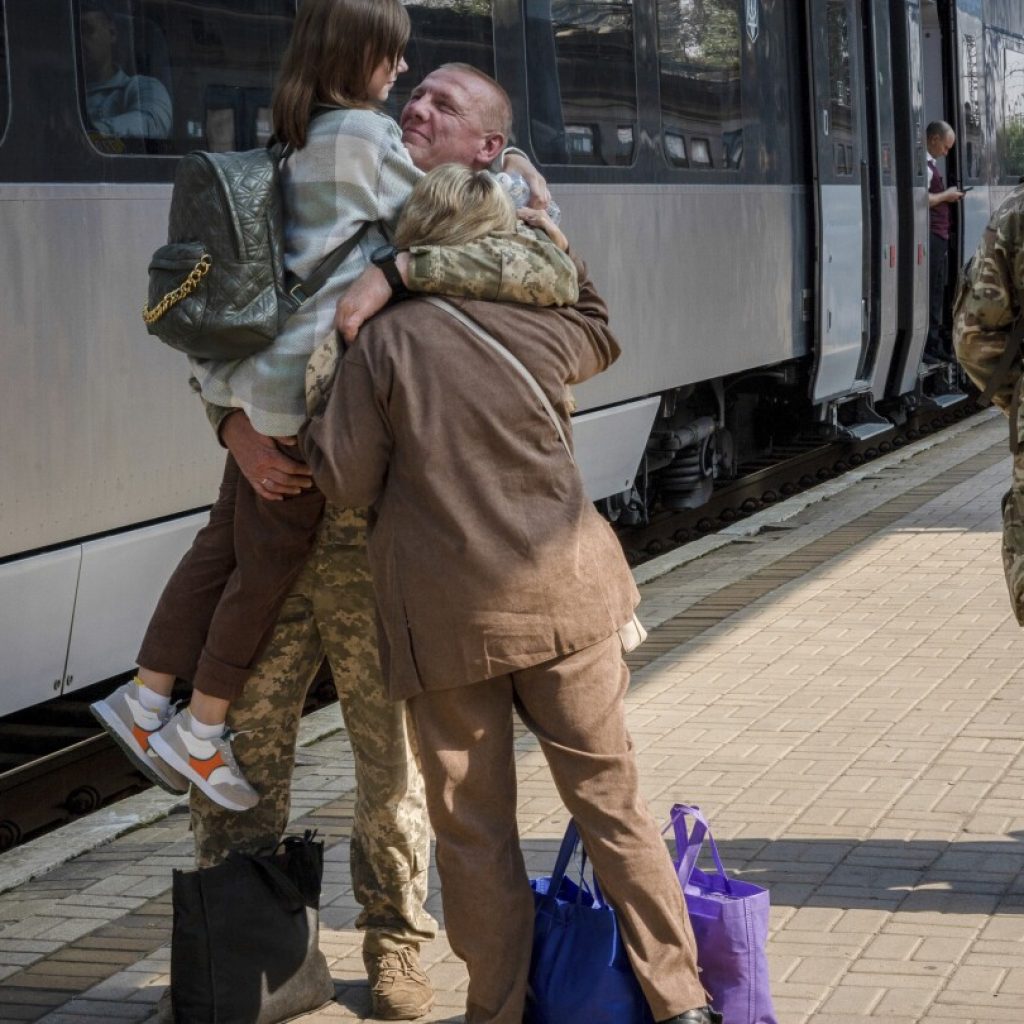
261, 477, 270, 487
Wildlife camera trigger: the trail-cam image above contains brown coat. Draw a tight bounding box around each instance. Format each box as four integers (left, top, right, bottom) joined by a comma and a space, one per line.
299, 258, 639, 699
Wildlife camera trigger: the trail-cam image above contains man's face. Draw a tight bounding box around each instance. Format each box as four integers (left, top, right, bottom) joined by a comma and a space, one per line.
400, 68, 504, 172
81, 11, 116, 80
928, 130, 955, 159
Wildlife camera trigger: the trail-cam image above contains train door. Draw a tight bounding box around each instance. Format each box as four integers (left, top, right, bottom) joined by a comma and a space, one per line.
805, 0, 872, 409
952, 0, 989, 257
863, 0, 901, 401
888, 0, 930, 397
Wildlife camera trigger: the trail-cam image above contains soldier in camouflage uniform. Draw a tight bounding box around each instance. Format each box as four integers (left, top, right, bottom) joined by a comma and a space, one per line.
184, 64, 574, 1022
953, 182, 1024, 623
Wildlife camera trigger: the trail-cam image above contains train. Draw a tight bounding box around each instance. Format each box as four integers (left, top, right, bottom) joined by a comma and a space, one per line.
2, 0, 1021, 721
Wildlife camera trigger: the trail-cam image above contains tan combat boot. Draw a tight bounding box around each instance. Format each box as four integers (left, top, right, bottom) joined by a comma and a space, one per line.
363, 946, 435, 1020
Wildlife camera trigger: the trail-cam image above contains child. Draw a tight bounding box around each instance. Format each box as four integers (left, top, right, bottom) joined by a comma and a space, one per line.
91, 0, 574, 812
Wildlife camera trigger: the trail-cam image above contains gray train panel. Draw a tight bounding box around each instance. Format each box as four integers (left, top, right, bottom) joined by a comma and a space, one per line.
0, 549, 80, 718
1, 184, 222, 559
814, 184, 866, 403
559, 184, 809, 412
870, 185, 901, 400
64, 515, 205, 699
962, 186, 992, 256
902, 188, 932, 395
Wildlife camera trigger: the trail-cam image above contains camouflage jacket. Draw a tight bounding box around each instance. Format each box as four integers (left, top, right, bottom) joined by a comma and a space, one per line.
953, 183, 1024, 416
197, 224, 579, 437
305, 224, 579, 415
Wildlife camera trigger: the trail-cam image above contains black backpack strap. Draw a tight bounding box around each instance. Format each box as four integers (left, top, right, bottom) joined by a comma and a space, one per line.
283, 221, 373, 309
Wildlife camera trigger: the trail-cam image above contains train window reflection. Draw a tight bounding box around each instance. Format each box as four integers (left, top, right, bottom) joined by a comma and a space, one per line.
690, 137, 712, 167
1000, 45, 1024, 182
825, 0, 855, 178
387, 1, 495, 117
75, 1, 295, 157
655, 0, 742, 172
665, 132, 687, 165
0, 5, 8, 143
524, 0, 639, 167
961, 32, 983, 181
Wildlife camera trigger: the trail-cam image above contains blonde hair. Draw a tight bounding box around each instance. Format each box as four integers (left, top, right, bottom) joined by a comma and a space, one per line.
394, 165, 517, 248
272, 0, 410, 148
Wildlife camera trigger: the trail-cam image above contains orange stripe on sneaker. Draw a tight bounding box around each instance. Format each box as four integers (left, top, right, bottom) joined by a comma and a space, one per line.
132, 724, 154, 751
190, 750, 226, 781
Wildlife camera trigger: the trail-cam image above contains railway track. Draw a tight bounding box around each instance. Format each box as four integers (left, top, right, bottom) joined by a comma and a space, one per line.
0, 672, 338, 853
0, 395, 979, 854
619, 397, 978, 563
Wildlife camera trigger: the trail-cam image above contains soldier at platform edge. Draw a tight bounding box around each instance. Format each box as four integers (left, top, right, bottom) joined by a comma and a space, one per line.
952, 182, 1024, 623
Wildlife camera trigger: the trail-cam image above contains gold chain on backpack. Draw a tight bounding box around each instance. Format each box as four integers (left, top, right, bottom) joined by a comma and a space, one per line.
142, 254, 212, 325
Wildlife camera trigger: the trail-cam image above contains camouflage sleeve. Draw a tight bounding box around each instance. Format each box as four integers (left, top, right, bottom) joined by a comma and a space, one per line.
953, 196, 1024, 412
405, 223, 579, 307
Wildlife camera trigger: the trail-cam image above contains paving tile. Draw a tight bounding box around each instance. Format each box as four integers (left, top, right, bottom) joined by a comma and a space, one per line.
1, 417, 1022, 1023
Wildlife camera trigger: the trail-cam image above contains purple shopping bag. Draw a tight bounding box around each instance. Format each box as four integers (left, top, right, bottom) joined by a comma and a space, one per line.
668, 805, 778, 1024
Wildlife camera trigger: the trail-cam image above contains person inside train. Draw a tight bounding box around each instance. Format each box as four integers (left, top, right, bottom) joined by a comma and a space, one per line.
300, 162, 719, 1024
80, 1, 172, 140
925, 119, 964, 362
93, 0, 569, 1014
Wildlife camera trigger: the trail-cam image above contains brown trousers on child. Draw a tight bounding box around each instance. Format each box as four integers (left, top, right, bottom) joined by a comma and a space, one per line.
408, 634, 707, 1024
137, 452, 325, 700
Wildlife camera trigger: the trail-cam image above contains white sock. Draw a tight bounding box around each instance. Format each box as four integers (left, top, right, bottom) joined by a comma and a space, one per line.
188, 714, 225, 741
134, 677, 171, 716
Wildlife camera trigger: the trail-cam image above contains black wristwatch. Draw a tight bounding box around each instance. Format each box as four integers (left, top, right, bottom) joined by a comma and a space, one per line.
370, 244, 411, 301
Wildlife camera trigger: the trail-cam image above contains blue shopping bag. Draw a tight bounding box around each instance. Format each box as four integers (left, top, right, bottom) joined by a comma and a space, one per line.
526, 820, 654, 1024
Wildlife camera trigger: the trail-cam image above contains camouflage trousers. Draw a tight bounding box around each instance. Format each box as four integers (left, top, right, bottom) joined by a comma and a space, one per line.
1002, 429, 1024, 625
190, 504, 438, 955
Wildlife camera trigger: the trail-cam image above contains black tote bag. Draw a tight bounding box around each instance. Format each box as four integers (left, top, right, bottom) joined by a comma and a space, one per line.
171, 832, 335, 1024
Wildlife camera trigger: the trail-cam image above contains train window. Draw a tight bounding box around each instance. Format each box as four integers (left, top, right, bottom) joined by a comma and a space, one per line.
523, 0, 639, 167
0, 5, 7, 144
388, 1, 495, 117
655, 0, 742, 172
824, 0, 855, 178
1000, 45, 1024, 182
75, 1, 295, 158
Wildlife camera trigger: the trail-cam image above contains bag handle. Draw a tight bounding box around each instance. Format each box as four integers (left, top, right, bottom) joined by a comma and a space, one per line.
422, 297, 575, 463
544, 820, 608, 909
664, 804, 731, 891
224, 851, 306, 914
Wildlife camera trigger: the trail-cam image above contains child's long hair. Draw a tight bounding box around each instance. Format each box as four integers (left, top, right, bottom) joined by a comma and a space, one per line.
272, 0, 410, 148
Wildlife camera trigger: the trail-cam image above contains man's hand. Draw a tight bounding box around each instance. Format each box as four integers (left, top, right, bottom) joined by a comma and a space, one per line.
503, 152, 551, 210
930, 186, 964, 206
517, 206, 569, 252
221, 411, 313, 501
335, 253, 412, 343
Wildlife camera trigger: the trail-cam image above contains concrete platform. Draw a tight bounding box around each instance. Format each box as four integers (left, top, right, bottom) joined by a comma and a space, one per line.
1, 409, 1022, 1024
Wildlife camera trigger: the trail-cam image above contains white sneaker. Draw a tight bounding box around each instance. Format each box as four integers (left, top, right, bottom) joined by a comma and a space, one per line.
90, 681, 188, 794
148, 709, 259, 811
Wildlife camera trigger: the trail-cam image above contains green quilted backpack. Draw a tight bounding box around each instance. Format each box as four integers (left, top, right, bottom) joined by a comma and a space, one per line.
143, 141, 367, 361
